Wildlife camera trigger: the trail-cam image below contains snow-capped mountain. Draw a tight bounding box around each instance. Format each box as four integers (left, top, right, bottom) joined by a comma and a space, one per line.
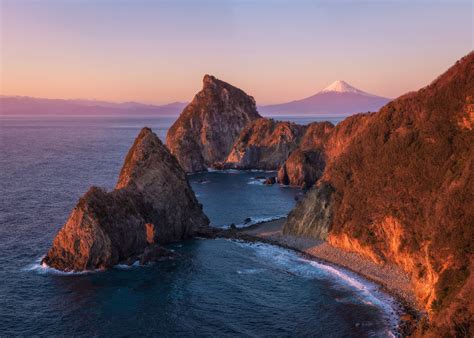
259, 80, 390, 116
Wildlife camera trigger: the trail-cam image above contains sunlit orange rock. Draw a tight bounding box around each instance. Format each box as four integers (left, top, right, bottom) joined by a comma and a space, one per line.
285, 52, 474, 336
166, 75, 261, 172
42, 128, 209, 271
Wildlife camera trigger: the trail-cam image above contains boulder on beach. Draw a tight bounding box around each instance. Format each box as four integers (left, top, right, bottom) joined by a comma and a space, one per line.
42, 127, 209, 271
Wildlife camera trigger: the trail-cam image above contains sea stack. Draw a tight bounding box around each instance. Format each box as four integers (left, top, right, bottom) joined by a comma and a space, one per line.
42, 128, 209, 271
284, 53, 474, 336
166, 75, 261, 173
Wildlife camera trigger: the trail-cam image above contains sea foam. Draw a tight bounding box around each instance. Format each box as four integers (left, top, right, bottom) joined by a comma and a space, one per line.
230, 240, 400, 336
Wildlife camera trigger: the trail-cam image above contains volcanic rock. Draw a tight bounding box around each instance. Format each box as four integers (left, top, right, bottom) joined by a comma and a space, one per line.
42, 128, 209, 271
166, 75, 261, 172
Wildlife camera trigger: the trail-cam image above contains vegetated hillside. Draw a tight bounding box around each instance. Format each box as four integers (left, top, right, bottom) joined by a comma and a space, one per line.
166, 75, 261, 172
285, 52, 474, 336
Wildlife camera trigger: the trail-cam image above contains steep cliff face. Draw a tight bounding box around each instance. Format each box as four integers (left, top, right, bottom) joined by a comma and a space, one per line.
43, 128, 209, 271
223, 118, 307, 170
166, 75, 261, 172
278, 122, 333, 187
285, 53, 474, 336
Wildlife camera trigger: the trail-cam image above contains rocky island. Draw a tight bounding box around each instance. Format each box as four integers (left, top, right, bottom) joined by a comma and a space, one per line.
166, 75, 261, 173
42, 128, 209, 271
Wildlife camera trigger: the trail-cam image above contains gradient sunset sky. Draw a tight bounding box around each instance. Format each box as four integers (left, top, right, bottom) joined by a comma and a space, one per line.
1, 0, 472, 105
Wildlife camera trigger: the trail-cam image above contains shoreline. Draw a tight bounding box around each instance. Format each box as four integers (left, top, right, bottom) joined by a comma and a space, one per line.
198, 217, 422, 336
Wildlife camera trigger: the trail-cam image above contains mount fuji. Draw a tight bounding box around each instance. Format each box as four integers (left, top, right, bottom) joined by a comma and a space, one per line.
259, 80, 391, 116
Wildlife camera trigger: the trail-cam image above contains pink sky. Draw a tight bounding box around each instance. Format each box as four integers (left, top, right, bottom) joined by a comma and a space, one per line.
1, 0, 472, 105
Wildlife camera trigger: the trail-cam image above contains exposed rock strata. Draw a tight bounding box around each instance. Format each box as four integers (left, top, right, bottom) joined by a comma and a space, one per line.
223, 118, 306, 170
284, 52, 474, 336
43, 128, 209, 271
166, 75, 261, 172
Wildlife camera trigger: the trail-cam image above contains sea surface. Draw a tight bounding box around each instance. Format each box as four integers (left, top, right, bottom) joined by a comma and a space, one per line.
0, 114, 399, 336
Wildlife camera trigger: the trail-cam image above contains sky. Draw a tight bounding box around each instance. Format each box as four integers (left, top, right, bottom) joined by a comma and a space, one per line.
0, 0, 472, 105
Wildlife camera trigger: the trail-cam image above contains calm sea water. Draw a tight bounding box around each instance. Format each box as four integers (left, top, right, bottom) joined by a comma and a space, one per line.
0, 115, 398, 336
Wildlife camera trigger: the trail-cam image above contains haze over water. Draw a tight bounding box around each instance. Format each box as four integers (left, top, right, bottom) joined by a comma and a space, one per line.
0, 114, 402, 336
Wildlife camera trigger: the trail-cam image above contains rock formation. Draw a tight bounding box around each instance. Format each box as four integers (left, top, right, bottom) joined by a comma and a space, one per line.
42, 128, 209, 271
284, 52, 474, 336
223, 118, 306, 170
166, 75, 261, 172
278, 122, 333, 187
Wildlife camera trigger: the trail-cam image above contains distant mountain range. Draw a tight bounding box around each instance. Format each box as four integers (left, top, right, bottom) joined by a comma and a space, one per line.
259, 80, 391, 116
1, 80, 390, 116
0, 96, 187, 115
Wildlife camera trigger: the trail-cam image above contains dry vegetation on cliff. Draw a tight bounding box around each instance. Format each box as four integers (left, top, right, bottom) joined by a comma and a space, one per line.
285, 52, 474, 336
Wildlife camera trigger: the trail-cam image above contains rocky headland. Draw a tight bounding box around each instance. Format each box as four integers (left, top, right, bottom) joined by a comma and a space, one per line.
42, 128, 209, 271
166, 75, 261, 173
284, 53, 474, 336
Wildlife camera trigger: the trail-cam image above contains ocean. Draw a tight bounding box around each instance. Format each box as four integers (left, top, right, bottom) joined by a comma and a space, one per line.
0, 114, 399, 336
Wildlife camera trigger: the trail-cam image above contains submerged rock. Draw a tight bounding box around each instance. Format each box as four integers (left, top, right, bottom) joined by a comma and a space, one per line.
264, 177, 276, 185
166, 75, 261, 173
42, 128, 209, 271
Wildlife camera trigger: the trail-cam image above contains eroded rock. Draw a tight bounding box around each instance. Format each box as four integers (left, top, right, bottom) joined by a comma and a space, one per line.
42, 128, 209, 271
166, 75, 261, 172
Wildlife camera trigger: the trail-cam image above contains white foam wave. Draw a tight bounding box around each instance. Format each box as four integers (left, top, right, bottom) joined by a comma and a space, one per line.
23, 257, 99, 275
247, 179, 265, 185
230, 241, 400, 335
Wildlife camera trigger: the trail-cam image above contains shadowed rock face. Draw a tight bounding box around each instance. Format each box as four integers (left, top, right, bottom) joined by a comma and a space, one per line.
166, 75, 261, 172
277, 122, 334, 187
284, 52, 474, 336
223, 118, 307, 170
42, 128, 209, 271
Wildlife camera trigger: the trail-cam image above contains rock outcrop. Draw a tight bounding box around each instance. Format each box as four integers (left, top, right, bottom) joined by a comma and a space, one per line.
277, 115, 376, 188
284, 52, 474, 336
43, 128, 209, 271
223, 118, 306, 170
278, 122, 333, 187
166, 75, 261, 172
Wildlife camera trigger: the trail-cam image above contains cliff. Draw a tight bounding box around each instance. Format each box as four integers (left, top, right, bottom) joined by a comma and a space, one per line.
223, 118, 307, 170
284, 52, 474, 336
166, 75, 261, 172
277, 115, 374, 188
42, 128, 209, 271
278, 122, 334, 187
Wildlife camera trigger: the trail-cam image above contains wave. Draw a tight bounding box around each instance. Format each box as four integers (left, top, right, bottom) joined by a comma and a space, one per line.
230, 241, 400, 335
247, 179, 265, 185
24, 256, 144, 274
23, 256, 99, 275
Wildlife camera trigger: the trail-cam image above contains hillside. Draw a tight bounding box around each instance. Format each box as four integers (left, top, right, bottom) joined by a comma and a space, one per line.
284, 52, 474, 336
